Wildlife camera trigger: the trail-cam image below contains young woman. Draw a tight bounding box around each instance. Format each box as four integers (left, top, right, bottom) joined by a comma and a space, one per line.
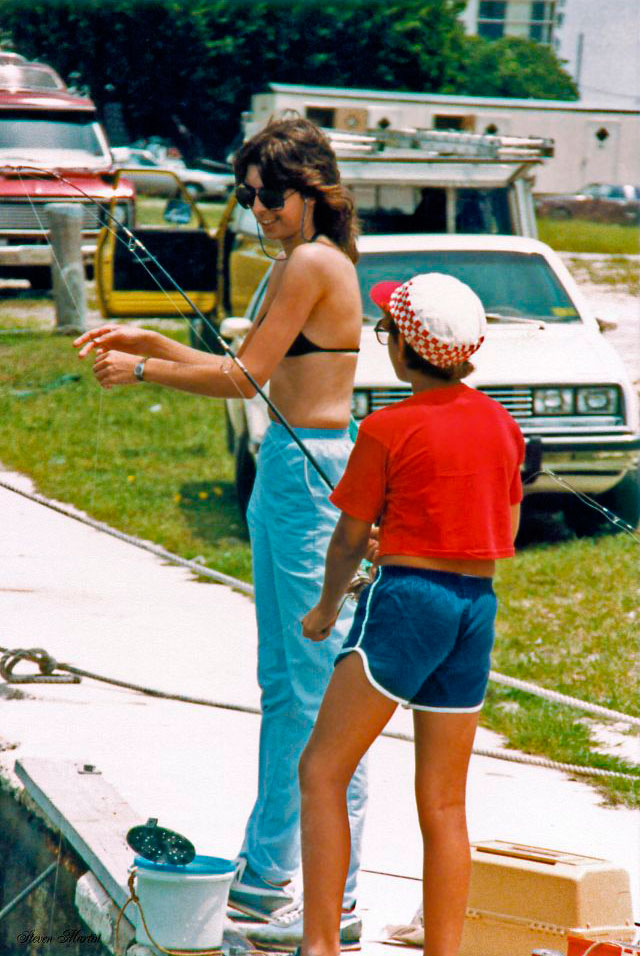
300, 273, 524, 956
74, 117, 368, 947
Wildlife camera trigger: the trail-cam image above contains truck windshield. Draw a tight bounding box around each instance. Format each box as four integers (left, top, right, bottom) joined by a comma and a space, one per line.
0, 112, 104, 157
358, 251, 580, 323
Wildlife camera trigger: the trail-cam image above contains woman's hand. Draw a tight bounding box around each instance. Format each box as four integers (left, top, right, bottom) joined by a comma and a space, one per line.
302, 604, 339, 642
92, 349, 141, 389
74, 324, 152, 359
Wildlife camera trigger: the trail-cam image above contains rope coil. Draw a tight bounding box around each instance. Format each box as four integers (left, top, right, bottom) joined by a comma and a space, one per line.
0, 647, 80, 684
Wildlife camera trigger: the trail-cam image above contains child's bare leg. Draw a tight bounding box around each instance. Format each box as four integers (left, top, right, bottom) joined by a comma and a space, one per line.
299, 652, 397, 956
413, 709, 479, 956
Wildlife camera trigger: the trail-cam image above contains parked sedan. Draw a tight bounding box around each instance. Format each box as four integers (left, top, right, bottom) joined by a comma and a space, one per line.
221, 234, 640, 534
535, 183, 640, 225
111, 147, 234, 199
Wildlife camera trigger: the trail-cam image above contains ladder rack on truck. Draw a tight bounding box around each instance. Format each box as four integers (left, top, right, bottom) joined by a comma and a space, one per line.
325, 127, 555, 162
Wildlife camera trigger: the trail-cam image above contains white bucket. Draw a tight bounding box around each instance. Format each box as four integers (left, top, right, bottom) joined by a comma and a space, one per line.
134, 854, 235, 951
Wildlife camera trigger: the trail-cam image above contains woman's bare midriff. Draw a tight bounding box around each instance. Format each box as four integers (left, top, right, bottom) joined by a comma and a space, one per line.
379, 554, 496, 578
268, 351, 358, 428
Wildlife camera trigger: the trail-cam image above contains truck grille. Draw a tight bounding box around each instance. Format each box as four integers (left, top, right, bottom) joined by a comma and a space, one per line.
0, 200, 103, 233
368, 385, 534, 423
369, 387, 411, 411
480, 387, 533, 421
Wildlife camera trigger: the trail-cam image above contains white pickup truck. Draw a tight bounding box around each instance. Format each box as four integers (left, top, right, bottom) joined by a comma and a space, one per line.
222, 234, 640, 535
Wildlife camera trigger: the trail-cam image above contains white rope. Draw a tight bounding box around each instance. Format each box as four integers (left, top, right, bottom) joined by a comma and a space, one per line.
1, 477, 637, 722
0, 477, 254, 597
489, 671, 640, 728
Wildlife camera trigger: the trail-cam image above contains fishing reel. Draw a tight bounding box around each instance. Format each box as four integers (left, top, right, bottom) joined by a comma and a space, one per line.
345, 564, 376, 602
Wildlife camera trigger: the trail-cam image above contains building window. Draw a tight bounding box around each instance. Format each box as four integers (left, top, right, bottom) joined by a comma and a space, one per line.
477, 0, 507, 39
306, 107, 335, 128
530, 1, 555, 43
433, 115, 475, 131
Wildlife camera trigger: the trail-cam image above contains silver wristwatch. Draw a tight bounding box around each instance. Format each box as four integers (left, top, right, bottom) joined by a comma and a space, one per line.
134, 358, 147, 382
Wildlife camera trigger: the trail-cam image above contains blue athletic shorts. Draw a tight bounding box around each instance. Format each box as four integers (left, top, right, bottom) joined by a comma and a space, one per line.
336, 565, 498, 712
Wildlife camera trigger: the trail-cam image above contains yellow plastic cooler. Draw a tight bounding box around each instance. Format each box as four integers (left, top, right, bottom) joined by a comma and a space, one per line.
459, 841, 634, 956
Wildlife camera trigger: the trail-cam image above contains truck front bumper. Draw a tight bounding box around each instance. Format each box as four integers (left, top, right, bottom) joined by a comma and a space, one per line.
523, 433, 640, 494
0, 241, 98, 268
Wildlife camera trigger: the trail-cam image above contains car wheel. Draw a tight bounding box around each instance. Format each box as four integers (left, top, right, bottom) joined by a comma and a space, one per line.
235, 434, 256, 518
184, 182, 205, 198
564, 468, 640, 536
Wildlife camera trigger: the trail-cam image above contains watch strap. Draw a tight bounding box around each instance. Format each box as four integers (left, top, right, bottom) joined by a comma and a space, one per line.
134, 358, 147, 382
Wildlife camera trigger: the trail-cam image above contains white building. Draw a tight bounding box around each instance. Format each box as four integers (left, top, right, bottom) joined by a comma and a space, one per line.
251, 84, 640, 193
460, 0, 640, 110
554, 0, 640, 109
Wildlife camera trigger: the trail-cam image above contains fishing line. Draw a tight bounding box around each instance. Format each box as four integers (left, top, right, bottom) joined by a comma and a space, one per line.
6, 165, 337, 491
524, 468, 640, 542
7, 166, 637, 544
15, 168, 108, 508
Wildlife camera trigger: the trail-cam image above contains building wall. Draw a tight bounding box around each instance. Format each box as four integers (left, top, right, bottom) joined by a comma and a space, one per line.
554, 0, 640, 108
253, 86, 640, 193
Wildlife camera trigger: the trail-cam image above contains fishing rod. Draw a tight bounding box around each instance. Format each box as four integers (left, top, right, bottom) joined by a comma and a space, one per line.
8, 164, 338, 492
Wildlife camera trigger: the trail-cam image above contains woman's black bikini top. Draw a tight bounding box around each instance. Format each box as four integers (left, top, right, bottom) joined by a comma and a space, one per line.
285, 330, 360, 357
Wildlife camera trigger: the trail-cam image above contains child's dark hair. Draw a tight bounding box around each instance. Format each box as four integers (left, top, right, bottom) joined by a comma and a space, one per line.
388, 321, 475, 380
233, 116, 359, 263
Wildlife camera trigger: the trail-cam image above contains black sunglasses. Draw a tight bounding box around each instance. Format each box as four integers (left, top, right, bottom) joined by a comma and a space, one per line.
235, 183, 290, 210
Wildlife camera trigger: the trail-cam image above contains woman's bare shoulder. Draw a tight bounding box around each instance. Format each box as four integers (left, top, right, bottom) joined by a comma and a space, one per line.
288, 238, 355, 278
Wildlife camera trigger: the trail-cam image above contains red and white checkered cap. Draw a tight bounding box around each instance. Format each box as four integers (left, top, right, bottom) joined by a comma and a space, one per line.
372, 273, 486, 369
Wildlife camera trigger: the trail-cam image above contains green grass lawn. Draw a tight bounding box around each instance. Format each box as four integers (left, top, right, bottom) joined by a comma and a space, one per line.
0, 327, 637, 806
537, 216, 640, 255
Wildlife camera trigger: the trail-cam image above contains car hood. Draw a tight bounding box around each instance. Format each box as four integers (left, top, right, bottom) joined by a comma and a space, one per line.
355, 323, 629, 388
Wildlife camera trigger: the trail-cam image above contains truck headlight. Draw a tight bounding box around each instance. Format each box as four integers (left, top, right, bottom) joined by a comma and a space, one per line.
533, 388, 574, 414
576, 387, 618, 414
351, 390, 370, 419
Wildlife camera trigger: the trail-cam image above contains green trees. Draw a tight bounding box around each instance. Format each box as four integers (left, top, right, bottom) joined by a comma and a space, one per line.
0, 0, 577, 157
459, 35, 578, 100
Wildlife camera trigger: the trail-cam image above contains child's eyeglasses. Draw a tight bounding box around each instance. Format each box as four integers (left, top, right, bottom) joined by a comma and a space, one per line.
235, 183, 291, 210
374, 316, 394, 345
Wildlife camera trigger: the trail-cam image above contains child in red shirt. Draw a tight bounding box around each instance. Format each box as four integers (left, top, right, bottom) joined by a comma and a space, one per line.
299, 273, 524, 956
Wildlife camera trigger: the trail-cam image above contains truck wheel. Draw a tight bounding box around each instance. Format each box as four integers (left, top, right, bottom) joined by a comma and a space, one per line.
235, 435, 256, 518
564, 469, 640, 536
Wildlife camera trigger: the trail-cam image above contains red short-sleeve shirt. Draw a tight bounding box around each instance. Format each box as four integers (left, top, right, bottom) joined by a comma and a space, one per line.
330, 384, 525, 560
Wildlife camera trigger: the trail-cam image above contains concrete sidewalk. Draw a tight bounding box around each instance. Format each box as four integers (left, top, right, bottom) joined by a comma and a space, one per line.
0, 466, 638, 952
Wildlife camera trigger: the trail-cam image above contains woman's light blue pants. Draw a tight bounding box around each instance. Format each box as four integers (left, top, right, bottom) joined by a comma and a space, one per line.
242, 422, 368, 907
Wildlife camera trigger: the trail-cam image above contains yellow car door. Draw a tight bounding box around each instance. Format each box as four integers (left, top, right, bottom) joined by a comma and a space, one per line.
94, 168, 218, 318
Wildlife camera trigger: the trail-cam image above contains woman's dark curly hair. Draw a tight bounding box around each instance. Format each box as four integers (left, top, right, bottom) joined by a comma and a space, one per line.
233, 116, 359, 263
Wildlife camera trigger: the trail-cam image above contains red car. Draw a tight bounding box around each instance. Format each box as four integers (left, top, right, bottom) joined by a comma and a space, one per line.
536, 183, 640, 225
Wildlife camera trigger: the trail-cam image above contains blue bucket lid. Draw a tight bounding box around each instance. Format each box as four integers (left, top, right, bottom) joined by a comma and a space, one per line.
135, 854, 235, 875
